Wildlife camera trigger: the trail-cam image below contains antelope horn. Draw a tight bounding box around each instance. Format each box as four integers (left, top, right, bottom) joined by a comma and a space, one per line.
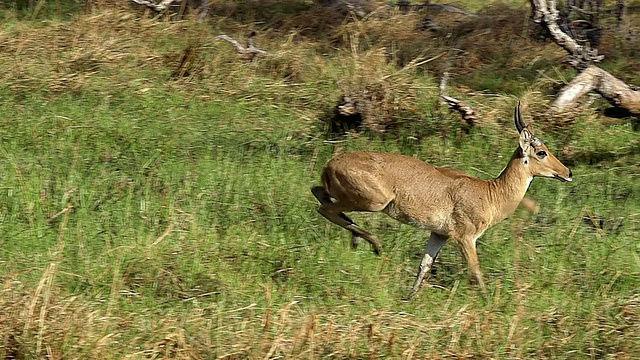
514, 101, 527, 133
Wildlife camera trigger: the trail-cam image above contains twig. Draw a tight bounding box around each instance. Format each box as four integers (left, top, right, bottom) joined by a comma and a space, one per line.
152, 222, 175, 245
226, 303, 257, 314
308, 147, 320, 175
443, 280, 459, 311
381, 52, 445, 80
47, 205, 74, 225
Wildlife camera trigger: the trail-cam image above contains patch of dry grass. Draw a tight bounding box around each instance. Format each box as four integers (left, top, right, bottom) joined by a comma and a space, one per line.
1, 10, 176, 94
2, 274, 638, 358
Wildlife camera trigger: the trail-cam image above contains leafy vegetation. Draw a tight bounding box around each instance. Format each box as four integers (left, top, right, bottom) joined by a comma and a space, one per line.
0, 1, 638, 358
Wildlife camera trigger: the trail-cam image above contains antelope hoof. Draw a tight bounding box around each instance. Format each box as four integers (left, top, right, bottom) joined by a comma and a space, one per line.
371, 243, 381, 256
351, 234, 381, 255
351, 235, 361, 249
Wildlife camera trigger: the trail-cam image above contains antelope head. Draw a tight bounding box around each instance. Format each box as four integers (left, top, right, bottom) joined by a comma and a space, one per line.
514, 103, 573, 182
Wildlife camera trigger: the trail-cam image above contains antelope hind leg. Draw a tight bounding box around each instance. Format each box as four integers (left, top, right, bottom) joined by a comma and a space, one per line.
311, 186, 383, 255
406, 232, 448, 300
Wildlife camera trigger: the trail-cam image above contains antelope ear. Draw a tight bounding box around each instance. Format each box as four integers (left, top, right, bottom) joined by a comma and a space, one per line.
519, 128, 533, 153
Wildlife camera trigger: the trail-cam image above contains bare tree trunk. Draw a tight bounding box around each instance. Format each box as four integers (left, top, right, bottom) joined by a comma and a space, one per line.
530, 0, 639, 114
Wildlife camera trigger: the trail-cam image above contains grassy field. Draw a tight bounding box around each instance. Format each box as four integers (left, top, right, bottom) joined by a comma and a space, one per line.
0, 1, 639, 359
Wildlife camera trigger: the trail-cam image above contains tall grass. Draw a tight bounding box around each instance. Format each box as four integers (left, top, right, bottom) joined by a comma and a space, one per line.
0, 2, 638, 359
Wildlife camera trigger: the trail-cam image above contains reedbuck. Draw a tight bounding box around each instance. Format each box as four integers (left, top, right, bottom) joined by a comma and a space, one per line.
311, 103, 572, 299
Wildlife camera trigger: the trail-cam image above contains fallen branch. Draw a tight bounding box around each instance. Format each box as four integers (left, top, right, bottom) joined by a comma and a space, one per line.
216, 34, 269, 59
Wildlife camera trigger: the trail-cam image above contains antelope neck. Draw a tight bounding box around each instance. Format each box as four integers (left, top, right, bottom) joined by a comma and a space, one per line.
486, 148, 532, 217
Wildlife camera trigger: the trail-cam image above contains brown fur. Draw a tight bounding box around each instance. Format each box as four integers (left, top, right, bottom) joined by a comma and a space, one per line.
311, 103, 572, 299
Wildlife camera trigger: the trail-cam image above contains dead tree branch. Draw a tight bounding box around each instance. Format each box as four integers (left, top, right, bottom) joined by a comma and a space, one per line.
199, 0, 210, 21
440, 95, 479, 127
439, 71, 480, 131
438, 72, 479, 128
530, 0, 603, 69
130, 0, 179, 12
554, 65, 640, 114
530, 0, 640, 114
438, 71, 449, 96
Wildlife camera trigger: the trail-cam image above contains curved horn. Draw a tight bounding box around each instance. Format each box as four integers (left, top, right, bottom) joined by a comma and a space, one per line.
514, 101, 526, 133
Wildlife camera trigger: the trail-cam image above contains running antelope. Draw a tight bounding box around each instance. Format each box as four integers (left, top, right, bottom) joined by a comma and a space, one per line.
311, 103, 572, 299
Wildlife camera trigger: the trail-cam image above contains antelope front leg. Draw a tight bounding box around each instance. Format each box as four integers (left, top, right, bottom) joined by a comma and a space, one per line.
459, 237, 487, 297
405, 232, 448, 300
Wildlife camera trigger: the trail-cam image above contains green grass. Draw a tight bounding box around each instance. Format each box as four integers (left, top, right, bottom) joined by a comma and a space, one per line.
0, 3, 639, 359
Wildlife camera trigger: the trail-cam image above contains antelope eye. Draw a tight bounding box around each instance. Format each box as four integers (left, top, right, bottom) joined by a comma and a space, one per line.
536, 150, 548, 159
